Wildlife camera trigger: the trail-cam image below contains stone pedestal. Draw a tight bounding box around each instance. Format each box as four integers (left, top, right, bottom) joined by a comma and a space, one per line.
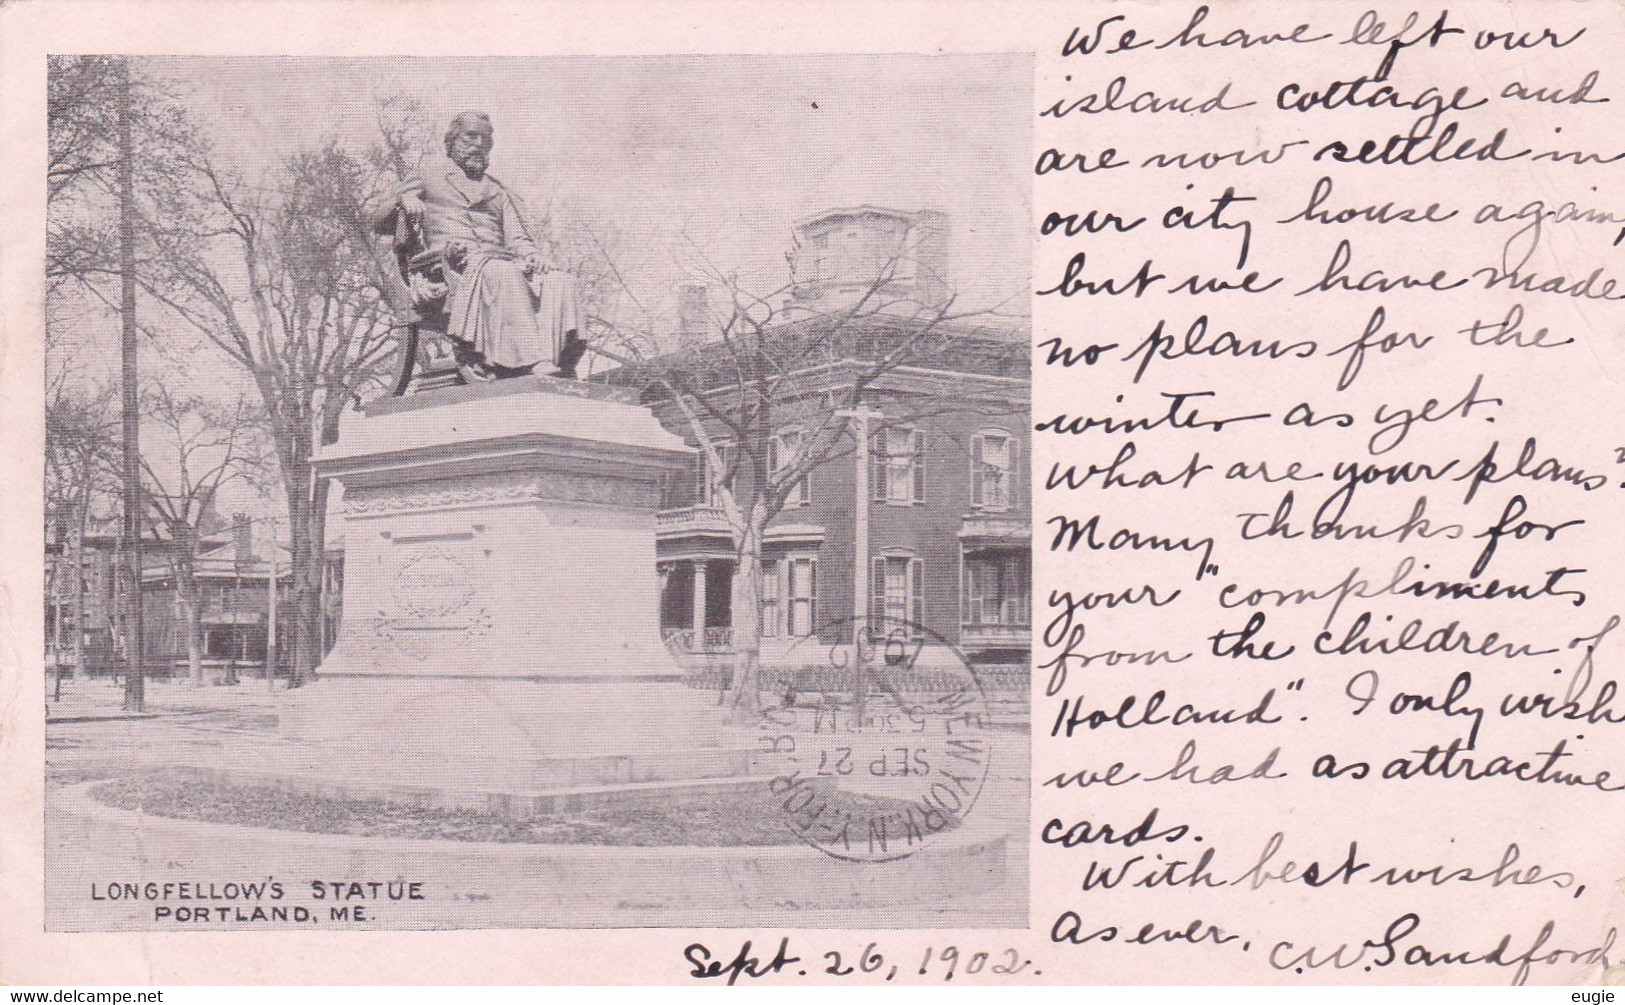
279, 377, 737, 783
319, 376, 691, 679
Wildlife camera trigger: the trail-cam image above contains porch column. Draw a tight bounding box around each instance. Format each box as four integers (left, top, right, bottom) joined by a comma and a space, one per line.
692, 559, 709, 631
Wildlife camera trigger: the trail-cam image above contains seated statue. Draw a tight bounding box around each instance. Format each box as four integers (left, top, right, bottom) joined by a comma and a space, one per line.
366, 110, 588, 387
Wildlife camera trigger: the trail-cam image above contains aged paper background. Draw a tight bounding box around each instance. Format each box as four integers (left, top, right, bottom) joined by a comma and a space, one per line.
4, 0, 1624, 986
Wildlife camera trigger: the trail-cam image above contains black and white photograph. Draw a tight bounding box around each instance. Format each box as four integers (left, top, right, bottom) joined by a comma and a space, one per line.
42, 52, 1033, 931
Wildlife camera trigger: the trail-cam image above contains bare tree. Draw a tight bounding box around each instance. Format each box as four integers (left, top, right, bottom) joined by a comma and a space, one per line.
135, 135, 404, 686
139, 385, 265, 686
44, 368, 121, 676
47, 54, 126, 206
48, 55, 206, 711
606, 236, 1024, 721
47, 55, 201, 297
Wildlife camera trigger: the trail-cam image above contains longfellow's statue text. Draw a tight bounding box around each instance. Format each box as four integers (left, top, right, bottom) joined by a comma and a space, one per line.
366, 111, 588, 382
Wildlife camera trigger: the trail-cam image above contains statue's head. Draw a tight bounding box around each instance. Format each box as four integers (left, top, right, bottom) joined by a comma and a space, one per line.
445, 111, 494, 176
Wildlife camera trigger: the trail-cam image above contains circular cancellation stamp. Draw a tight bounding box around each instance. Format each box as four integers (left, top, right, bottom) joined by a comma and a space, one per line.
754, 618, 994, 863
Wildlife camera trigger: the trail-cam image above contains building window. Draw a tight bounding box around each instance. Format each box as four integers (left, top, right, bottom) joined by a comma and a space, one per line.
760, 559, 782, 638
871, 554, 924, 638
768, 428, 811, 506
786, 555, 818, 638
696, 441, 734, 505
971, 429, 1017, 511
872, 426, 925, 505
963, 552, 1030, 626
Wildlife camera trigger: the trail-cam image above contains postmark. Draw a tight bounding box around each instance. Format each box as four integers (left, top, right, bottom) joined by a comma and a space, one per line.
755, 617, 994, 863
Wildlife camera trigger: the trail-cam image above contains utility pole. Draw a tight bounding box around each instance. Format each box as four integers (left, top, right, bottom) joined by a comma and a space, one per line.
839, 405, 883, 726
117, 58, 144, 713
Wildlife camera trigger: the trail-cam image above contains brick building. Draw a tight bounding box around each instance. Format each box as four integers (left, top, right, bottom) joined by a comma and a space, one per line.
45, 507, 302, 679
645, 206, 1031, 669
138, 513, 292, 677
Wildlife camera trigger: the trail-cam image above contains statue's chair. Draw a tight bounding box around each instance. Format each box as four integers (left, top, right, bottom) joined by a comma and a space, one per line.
381, 211, 484, 394
380, 211, 588, 395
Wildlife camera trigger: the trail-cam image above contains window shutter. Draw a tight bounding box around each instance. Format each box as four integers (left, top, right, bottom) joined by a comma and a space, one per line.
961, 560, 971, 629
784, 560, 796, 635
808, 559, 817, 634
911, 431, 925, 503
955, 556, 968, 624
911, 558, 925, 634
772, 431, 807, 505
871, 432, 885, 502
778, 559, 790, 637
871, 556, 886, 635
1008, 438, 1020, 508
970, 434, 984, 507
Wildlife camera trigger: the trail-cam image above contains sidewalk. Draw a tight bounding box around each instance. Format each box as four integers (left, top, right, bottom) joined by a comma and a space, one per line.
44, 675, 283, 724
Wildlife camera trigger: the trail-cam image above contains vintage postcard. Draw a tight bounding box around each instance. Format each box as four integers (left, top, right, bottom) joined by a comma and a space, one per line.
38, 48, 1033, 934
3, 0, 1624, 988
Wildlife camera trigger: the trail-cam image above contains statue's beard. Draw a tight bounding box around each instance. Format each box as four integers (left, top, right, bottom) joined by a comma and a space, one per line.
453, 149, 488, 176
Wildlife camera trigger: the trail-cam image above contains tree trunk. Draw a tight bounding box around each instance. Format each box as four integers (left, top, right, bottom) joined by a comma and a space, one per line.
173, 534, 204, 686
69, 494, 88, 677
284, 485, 314, 687
300, 421, 339, 681
184, 589, 203, 686
294, 541, 323, 684
726, 501, 768, 722
50, 519, 65, 656
274, 420, 322, 688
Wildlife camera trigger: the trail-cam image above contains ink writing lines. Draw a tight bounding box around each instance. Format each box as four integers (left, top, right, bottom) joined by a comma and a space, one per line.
1035, 2, 1623, 985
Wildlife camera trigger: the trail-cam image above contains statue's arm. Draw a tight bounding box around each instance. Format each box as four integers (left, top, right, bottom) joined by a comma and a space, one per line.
364, 175, 426, 236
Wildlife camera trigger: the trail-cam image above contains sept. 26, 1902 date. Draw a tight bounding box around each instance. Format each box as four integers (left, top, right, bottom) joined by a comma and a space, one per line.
683, 938, 1039, 984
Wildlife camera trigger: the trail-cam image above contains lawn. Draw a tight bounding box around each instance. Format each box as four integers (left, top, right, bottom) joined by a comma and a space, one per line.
89, 767, 960, 847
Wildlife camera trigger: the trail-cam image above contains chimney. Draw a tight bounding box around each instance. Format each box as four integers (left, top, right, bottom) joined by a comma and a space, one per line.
676, 280, 711, 342
909, 209, 951, 306
233, 513, 252, 569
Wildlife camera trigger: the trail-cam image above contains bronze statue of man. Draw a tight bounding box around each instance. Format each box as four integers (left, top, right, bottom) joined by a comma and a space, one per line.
367, 111, 587, 379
